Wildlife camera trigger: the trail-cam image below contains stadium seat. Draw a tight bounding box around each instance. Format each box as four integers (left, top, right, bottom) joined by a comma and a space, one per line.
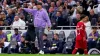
67, 31, 76, 42
47, 31, 54, 41
65, 41, 73, 49
10, 38, 17, 48
8, 38, 18, 53
62, 41, 73, 54
19, 31, 22, 35
96, 38, 100, 50
62, 31, 76, 54
59, 31, 66, 42
88, 48, 100, 54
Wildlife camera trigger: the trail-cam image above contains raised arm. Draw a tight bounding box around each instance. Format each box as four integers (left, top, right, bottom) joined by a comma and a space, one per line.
23, 8, 37, 15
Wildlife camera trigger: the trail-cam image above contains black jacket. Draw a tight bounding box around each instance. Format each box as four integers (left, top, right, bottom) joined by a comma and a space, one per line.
43, 39, 51, 49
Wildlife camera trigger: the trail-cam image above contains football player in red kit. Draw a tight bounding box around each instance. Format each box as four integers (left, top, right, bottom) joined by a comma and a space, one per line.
72, 15, 88, 54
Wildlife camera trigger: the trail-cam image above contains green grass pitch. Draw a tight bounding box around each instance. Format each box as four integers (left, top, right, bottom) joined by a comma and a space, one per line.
0, 54, 100, 56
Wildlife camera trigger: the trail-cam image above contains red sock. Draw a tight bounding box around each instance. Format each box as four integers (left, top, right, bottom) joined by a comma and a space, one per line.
72, 49, 78, 54
84, 49, 88, 55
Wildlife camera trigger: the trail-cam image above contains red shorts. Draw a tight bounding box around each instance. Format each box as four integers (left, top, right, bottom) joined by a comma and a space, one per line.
75, 40, 87, 49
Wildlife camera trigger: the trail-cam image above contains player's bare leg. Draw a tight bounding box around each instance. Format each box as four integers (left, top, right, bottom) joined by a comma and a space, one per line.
72, 48, 78, 54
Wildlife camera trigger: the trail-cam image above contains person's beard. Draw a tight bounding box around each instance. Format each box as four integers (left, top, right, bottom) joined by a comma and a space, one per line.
37, 7, 42, 10
37, 8, 40, 10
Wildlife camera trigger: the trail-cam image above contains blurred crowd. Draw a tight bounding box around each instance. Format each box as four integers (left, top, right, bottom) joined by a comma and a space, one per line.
0, 0, 100, 30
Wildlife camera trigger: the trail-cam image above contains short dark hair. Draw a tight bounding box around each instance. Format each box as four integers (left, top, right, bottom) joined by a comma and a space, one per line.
14, 28, 18, 31
43, 33, 47, 37
80, 14, 86, 20
92, 27, 97, 29
37, 2, 42, 5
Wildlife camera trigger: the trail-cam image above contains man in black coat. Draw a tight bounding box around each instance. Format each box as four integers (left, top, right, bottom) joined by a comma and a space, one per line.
42, 34, 51, 54
25, 17, 37, 53
50, 33, 63, 54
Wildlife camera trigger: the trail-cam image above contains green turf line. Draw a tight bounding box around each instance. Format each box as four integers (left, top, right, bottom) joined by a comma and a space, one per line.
0, 54, 100, 56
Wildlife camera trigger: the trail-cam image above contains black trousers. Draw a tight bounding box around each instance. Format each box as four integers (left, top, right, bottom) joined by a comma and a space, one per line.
25, 30, 36, 42
25, 30, 38, 53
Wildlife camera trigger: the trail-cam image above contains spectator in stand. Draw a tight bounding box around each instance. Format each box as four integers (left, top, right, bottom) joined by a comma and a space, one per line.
76, 1, 80, 7
89, 9, 98, 26
48, 7, 57, 29
6, 8, 15, 25
56, 1, 61, 10
2, 0, 9, 10
68, 0, 76, 6
69, 13, 80, 29
76, 13, 81, 22
50, 1, 55, 10
79, 0, 88, 15
86, 0, 98, 9
22, 1, 28, 8
20, 32, 31, 53
0, 27, 6, 53
0, 20, 4, 26
12, 15, 26, 30
88, 27, 99, 50
43, 0, 51, 10
7, 28, 21, 53
42, 34, 51, 54
11, 28, 21, 42
50, 1, 55, 7
76, 4, 83, 14
62, 1, 70, 19
29, 2, 37, 9
17, 8, 25, 21
58, 6, 68, 26
0, 17, 9, 30
28, 0, 36, 6
15, 2, 21, 9
56, 11, 64, 26
0, 12, 9, 26
84, 16, 91, 31
50, 33, 63, 54
48, 6, 55, 19
0, 0, 98, 30
52, 11, 64, 29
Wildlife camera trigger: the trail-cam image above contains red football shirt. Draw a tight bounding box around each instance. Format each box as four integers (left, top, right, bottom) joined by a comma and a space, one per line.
76, 22, 86, 41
